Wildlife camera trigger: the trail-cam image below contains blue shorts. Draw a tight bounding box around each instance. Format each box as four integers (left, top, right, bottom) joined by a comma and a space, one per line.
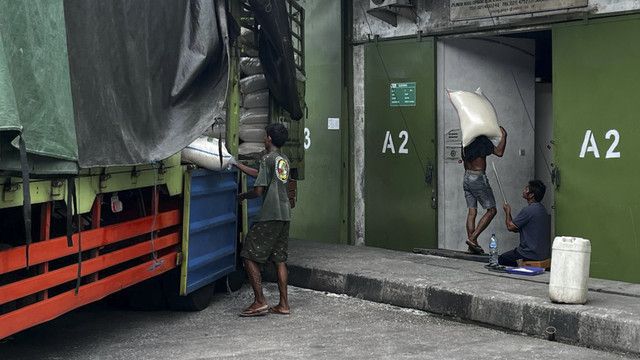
463, 171, 496, 210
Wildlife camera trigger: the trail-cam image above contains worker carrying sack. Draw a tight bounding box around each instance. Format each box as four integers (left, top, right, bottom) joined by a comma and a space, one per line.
447, 88, 502, 148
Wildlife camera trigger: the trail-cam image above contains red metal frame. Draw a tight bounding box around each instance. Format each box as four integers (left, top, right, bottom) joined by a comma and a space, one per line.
0, 253, 177, 339
0, 233, 180, 305
0, 210, 180, 274
0, 194, 181, 340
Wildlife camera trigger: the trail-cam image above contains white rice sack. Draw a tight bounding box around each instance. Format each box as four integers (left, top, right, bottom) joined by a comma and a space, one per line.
240, 74, 268, 94
212, 107, 227, 123
202, 123, 226, 138
181, 136, 233, 171
447, 88, 502, 147
240, 27, 258, 56
296, 69, 306, 83
239, 141, 265, 156
241, 47, 259, 57
242, 89, 269, 108
239, 124, 267, 142
240, 107, 269, 125
240, 57, 263, 76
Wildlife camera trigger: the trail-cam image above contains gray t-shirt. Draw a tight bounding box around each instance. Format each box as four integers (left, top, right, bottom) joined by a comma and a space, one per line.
513, 202, 549, 260
253, 150, 291, 222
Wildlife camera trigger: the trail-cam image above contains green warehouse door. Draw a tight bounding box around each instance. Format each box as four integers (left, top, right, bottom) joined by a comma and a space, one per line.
290, 0, 345, 244
553, 15, 640, 283
364, 39, 437, 251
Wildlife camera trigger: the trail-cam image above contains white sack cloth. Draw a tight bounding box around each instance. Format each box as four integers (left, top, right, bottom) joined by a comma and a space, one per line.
181, 136, 233, 170
240, 107, 269, 125
202, 123, 226, 138
239, 124, 267, 142
240, 74, 268, 94
240, 57, 263, 76
242, 89, 270, 108
447, 88, 502, 147
238, 141, 266, 156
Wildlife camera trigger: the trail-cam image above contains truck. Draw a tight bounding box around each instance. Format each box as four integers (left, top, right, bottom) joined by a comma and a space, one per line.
0, 0, 305, 339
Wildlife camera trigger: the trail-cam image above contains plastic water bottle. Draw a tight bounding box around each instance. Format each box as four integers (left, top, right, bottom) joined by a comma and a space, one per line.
489, 234, 499, 267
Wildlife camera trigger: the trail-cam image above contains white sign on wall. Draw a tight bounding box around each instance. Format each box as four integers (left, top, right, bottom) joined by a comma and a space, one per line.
444, 129, 462, 163
328, 117, 340, 130
450, 0, 588, 21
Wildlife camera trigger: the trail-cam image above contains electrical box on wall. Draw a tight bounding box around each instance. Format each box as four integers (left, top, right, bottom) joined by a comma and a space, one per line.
367, 0, 415, 27
370, 0, 411, 9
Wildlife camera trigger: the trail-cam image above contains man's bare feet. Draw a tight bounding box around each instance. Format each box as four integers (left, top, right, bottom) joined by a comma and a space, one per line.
239, 303, 268, 317
465, 240, 485, 254
268, 304, 290, 315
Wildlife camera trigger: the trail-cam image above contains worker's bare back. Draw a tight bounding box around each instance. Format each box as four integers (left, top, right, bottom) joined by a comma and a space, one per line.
464, 157, 487, 172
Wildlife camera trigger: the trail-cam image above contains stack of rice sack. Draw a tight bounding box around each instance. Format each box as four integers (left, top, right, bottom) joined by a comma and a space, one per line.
180, 26, 264, 170
234, 25, 268, 158
447, 88, 502, 160
238, 55, 269, 158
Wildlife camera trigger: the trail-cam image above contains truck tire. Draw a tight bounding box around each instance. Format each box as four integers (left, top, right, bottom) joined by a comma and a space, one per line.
162, 268, 215, 312
214, 267, 246, 293
105, 276, 168, 311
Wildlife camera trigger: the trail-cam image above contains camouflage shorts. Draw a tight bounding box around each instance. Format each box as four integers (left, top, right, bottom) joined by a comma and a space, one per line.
240, 221, 290, 263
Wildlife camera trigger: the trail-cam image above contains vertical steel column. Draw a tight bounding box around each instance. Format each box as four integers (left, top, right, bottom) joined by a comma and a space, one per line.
89, 194, 102, 282
38, 202, 52, 300
226, 0, 241, 156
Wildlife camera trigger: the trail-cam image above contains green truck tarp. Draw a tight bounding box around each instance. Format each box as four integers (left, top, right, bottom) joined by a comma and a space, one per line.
249, 0, 303, 121
65, 0, 230, 168
0, 0, 230, 174
1, 0, 300, 175
0, 0, 79, 175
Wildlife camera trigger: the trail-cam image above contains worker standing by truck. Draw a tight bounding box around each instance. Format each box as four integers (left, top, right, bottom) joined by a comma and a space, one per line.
233, 123, 292, 316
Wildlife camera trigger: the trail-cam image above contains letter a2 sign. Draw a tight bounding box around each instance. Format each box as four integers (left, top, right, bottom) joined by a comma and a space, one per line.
578, 129, 621, 159
382, 130, 409, 154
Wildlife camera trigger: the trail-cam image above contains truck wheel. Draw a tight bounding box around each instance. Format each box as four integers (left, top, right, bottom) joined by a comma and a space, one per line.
162, 268, 215, 311
106, 276, 168, 310
214, 267, 246, 293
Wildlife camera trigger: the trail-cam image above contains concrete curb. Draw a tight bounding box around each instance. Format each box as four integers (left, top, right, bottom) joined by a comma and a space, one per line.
260, 240, 640, 354
275, 262, 640, 355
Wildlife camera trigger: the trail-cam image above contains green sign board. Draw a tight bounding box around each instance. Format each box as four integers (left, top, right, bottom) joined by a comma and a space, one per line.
390, 82, 416, 107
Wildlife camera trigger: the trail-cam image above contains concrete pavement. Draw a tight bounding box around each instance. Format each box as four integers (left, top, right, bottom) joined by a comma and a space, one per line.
3, 284, 633, 359
273, 239, 640, 355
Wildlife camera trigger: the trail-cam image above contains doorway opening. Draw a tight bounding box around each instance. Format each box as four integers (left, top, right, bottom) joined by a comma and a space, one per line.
506, 29, 554, 236
437, 29, 554, 253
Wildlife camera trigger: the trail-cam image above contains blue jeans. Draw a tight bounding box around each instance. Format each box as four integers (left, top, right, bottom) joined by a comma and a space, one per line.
463, 171, 496, 210
498, 248, 539, 266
